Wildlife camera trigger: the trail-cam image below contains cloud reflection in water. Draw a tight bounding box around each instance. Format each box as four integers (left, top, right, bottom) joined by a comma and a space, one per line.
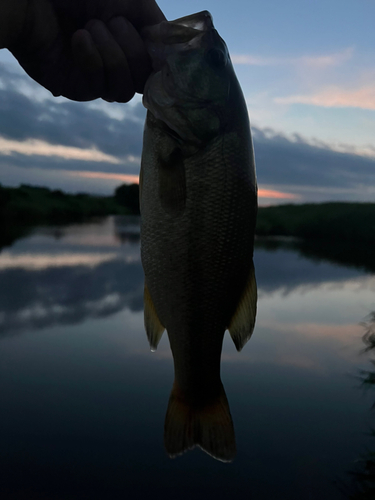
0, 217, 143, 336
0, 216, 374, 493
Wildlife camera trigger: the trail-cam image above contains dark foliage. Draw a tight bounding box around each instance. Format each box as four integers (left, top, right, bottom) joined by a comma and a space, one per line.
256, 203, 375, 243
255, 236, 375, 275
0, 183, 139, 223
0, 183, 140, 249
114, 183, 140, 214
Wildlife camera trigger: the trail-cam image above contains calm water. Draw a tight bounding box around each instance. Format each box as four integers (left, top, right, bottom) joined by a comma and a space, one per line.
1, 216, 374, 499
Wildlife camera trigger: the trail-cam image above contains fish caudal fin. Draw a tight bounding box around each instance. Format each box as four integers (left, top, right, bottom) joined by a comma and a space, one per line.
144, 283, 165, 351
228, 262, 257, 351
164, 382, 236, 462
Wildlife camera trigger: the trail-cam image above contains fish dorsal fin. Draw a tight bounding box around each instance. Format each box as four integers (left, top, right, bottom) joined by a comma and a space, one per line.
228, 262, 257, 351
144, 283, 165, 351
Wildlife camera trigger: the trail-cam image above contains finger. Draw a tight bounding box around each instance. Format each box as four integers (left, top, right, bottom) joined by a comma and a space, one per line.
108, 16, 151, 94
86, 19, 135, 102
121, 0, 166, 30
72, 29, 103, 73
71, 28, 105, 100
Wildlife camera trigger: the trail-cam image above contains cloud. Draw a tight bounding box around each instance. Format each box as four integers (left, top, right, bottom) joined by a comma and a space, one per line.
69, 171, 140, 184
254, 245, 367, 296
0, 163, 133, 195
1, 61, 374, 201
0, 255, 144, 337
0, 137, 120, 163
0, 63, 146, 192
258, 189, 300, 200
231, 47, 353, 68
0, 64, 146, 158
297, 47, 354, 68
0, 252, 119, 270
274, 85, 375, 110
253, 126, 375, 201
1, 122, 374, 201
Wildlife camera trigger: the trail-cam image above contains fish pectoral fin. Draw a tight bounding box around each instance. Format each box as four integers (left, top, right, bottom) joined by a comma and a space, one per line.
158, 147, 186, 216
228, 262, 257, 351
144, 283, 165, 351
164, 382, 236, 463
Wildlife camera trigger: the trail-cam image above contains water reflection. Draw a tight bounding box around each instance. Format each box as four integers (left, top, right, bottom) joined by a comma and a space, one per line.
158, 259, 256, 463
0, 217, 144, 336
1, 217, 375, 498
114, 215, 140, 244
1, 219, 373, 349
256, 237, 375, 274
343, 312, 375, 499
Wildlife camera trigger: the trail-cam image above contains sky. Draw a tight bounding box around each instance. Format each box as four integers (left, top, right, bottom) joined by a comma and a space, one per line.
0, 0, 374, 205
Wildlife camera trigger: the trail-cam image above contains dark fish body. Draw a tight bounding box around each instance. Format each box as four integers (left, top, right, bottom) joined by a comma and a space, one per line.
140, 11, 257, 461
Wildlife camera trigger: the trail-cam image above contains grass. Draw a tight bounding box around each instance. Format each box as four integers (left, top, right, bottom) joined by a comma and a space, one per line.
256, 203, 375, 243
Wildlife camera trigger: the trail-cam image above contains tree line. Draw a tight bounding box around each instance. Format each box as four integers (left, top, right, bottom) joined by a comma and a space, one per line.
1, 183, 374, 245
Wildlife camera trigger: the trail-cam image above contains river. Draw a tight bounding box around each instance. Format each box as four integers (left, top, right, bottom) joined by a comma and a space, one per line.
1, 216, 374, 499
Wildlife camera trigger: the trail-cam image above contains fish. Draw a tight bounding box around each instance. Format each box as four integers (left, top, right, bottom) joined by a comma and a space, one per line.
140, 11, 257, 462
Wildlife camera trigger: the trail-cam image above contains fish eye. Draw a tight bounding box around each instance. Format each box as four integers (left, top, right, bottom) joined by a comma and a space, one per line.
206, 48, 227, 68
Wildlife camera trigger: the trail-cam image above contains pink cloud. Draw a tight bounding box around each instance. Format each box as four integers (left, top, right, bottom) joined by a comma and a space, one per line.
69, 171, 139, 184
0, 137, 120, 163
275, 85, 375, 110
231, 48, 353, 68
258, 188, 300, 200
69, 172, 298, 200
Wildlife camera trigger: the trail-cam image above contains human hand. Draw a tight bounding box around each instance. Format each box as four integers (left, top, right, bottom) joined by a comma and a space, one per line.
3, 0, 165, 102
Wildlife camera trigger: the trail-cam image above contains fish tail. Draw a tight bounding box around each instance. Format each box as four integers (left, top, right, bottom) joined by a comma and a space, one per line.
164, 381, 236, 462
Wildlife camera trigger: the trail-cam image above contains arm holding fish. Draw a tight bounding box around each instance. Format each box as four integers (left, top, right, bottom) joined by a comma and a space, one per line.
0, 0, 165, 102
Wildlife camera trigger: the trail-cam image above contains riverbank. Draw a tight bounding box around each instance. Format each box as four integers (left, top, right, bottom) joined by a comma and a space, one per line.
0, 183, 134, 225
257, 202, 375, 243
1, 184, 374, 245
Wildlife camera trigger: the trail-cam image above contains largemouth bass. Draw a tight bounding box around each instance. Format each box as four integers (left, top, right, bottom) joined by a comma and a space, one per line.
140, 11, 257, 462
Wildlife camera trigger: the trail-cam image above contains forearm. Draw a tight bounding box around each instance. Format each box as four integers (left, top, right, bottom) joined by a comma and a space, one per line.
0, 0, 28, 48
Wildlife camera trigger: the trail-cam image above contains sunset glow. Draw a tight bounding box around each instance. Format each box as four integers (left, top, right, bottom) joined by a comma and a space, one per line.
68, 171, 140, 184
0, 252, 118, 270
275, 85, 375, 111
258, 188, 299, 199
232, 47, 353, 68
68, 171, 298, 199
0, 137, 120, 163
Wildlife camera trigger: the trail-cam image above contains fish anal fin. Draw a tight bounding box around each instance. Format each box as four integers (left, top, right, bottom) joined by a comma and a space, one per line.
164, 382, 236, 463
228, 263, 257, 351
144, 283, 165, 351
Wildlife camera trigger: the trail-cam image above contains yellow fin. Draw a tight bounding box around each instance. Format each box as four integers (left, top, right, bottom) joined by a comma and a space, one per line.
164, 382, 236, 463
144, 283, 165, 351
228, 262, 257, 351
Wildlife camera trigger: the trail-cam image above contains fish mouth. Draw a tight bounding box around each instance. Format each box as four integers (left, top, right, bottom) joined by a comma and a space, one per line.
170, 10, 214, 31
141, 10, 214, 47
142, 11, 221, 76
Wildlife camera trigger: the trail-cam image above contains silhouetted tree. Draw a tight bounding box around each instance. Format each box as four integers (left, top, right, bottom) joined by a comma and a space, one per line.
114, 183, 140, 214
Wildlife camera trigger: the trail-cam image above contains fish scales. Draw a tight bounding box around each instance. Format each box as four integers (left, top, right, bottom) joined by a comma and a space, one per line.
142, 131, 254, 364
140, 11, 257, 461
